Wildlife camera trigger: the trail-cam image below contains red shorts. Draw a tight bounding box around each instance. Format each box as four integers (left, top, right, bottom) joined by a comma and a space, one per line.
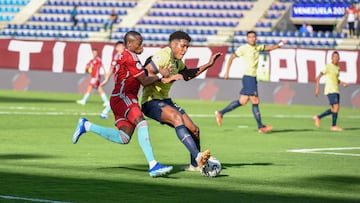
89, 77, 100, 88
110, 94, 142, 130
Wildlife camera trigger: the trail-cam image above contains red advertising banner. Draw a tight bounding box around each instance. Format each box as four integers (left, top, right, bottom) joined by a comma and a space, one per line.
0, 39, 359, 84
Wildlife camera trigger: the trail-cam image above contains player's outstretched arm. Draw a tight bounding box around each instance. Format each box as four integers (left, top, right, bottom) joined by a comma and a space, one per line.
179, 52, 222, 81
264, 40, 286, 51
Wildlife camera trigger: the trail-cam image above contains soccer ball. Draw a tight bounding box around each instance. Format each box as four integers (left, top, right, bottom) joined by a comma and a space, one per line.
200, 157, 221, 177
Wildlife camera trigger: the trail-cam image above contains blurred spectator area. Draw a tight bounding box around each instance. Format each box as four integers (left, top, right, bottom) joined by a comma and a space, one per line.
0, 0, 351, 48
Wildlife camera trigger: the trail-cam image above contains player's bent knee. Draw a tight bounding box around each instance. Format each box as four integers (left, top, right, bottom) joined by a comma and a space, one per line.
118, 130, 131, 144
168, 112, 184, 125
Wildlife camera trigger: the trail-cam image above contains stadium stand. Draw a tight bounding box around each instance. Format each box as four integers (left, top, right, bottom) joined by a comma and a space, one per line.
0, 0, 354, 49
0, 0, 30, 23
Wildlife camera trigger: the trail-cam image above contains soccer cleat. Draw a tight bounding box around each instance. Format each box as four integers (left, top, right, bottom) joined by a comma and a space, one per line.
72, 118, 88, 144
76, 100, 86, 105
148, 163, 173, 177
330, 126, 343, 131
258, 125, 273, 133
312, 116, 320, 128
215, 111, 222, 126
196, 150, 211, 169
99, 113, 108, 119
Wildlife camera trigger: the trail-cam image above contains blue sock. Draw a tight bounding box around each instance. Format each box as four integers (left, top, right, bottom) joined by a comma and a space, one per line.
190, 135, 200, 167
219, 100, 241, 115
100, 93, 109, 103
332, 112, 338, 126
89, 123, 130, 144
175, 125, 199, 159
318, 109, 332, 119
137, 121, 155, 163
252, 104, 264, 128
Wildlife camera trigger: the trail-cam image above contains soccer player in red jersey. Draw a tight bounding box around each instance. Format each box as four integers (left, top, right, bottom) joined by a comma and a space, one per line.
72, 31, 173, 177
76, 49, 109, 106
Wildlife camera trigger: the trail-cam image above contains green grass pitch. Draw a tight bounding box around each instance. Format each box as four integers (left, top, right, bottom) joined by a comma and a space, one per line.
0, 90, 359, 203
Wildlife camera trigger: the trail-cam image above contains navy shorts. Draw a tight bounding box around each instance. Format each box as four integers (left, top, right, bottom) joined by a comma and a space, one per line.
141, 99, 186, 124
327, 93, 340, 105
240, 76, 258, 96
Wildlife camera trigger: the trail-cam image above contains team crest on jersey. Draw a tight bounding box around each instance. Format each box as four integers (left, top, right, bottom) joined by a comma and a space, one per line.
136, 62, 143, 70
132, 98, 138, 103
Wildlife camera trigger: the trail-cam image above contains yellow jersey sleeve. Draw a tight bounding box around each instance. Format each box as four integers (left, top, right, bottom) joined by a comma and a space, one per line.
234, 44, 265, 77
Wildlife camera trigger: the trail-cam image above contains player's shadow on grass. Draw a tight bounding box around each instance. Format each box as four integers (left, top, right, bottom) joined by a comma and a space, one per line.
97, 164, 228, 178
0, 153, 57, 160
222, 162, 273, 169
270, 129, 315, 133
342, 127, 360, 131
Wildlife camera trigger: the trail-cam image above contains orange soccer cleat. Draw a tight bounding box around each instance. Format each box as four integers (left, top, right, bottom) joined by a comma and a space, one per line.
312, 115, 320, 128
330, 126, 343, 131
258, 125, 273, 133
215, 111, 222, 126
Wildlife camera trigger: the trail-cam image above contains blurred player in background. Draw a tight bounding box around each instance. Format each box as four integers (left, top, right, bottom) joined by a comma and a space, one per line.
141, 30, 222, 172
76, 49, 109, 106
99, 41, 125, 119
313, 51, 348, 131
73, 31, 173, 177
215, 31, 285, 133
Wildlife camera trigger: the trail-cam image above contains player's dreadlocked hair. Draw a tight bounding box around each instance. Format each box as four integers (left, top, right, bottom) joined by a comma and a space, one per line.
169, 31, 191, 43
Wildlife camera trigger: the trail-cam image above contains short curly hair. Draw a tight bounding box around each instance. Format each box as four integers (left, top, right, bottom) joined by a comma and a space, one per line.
169, 31, 191, 43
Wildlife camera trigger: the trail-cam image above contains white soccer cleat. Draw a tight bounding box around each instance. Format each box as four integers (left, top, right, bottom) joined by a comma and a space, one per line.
76, 100, 86, 105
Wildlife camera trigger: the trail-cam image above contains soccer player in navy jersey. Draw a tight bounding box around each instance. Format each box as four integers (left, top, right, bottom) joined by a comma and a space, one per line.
72, 31, 173, 177
215, 31, 285, 133
313, 51, 348, 131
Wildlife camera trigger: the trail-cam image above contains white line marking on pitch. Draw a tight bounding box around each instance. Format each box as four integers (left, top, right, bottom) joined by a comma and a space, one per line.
1, 106, 360, 119
1, 110, 360, 120
287, 147, 360, 157
0, 194, 72, 203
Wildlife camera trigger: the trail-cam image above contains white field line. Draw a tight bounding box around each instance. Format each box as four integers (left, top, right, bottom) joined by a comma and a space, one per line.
287, 147, 360, 157
0, 194, 72, 203
0, 106, 360, 119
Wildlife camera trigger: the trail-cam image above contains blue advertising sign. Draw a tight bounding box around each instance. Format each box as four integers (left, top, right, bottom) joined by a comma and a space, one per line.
292, 4, 349, 18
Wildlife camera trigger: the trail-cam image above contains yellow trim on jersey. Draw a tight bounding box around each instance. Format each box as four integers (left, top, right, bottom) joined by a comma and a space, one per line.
234, 44, 265, 77
141, 47, 185, 104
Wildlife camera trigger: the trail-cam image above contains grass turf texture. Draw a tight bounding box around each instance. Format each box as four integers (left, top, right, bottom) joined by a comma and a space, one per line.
0, 90, 359, 203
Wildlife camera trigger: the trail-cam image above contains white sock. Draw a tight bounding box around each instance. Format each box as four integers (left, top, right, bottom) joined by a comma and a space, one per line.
149, 160, 157, 169
84, 121, 91, 131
